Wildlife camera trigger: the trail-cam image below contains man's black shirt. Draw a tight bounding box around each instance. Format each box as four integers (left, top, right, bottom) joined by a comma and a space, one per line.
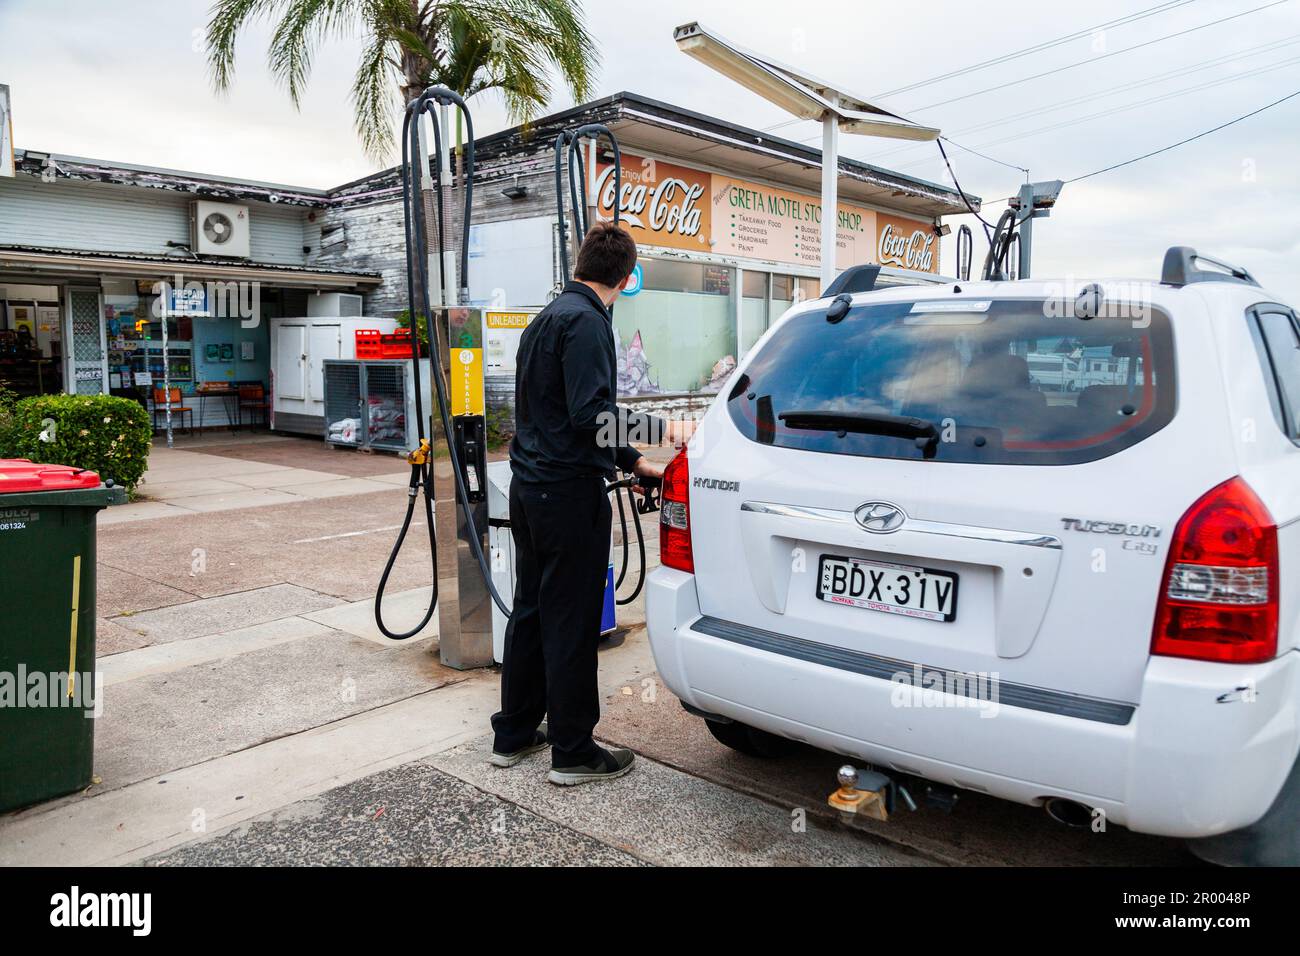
509, 281, 664, 484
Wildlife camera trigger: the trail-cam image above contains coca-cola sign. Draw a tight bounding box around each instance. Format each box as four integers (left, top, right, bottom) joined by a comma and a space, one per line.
595, 154, 711, 252
877, 215, 938, 273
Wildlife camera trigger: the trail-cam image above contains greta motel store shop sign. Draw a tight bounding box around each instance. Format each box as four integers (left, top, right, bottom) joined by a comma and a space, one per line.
594, 152, 939, 274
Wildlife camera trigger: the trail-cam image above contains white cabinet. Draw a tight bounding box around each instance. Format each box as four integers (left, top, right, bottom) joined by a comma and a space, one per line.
269, 315, 397, 434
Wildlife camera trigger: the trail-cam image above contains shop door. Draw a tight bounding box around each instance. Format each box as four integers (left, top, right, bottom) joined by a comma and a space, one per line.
64, 287, 107, 395
306, 323, 340, 404
275, 323, 307, 400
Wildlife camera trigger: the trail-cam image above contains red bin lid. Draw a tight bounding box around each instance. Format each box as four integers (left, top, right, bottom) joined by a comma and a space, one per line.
0, 459, 103, 493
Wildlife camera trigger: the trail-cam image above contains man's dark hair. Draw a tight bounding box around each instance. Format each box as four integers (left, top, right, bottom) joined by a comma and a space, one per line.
573, 222, 638, 287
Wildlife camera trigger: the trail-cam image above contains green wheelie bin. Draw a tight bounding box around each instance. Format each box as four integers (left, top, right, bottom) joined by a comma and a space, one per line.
0, 459, 123, 812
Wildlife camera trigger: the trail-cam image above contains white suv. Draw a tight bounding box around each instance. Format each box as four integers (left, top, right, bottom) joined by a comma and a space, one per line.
646, 248, 1300, 865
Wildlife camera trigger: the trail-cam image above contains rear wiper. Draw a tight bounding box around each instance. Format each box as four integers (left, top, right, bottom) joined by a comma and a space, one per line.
778, 409, 940, 458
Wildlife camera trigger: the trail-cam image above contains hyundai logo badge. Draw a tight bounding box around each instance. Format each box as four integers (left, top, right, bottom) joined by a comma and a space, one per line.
854, 501, 906, 534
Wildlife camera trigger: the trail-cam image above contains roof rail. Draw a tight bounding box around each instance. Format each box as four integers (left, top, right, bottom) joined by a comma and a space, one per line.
1161, 246, 1258, 288
820, 264, 881, 298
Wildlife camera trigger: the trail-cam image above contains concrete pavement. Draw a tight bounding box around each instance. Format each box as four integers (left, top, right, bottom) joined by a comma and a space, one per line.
0, 432, 1195, 866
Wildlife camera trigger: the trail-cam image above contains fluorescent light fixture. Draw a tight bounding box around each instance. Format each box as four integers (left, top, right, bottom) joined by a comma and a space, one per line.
673, 22, 939, 141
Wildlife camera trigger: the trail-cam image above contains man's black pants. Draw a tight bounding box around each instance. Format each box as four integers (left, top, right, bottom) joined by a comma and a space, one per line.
490, 475, 612, 767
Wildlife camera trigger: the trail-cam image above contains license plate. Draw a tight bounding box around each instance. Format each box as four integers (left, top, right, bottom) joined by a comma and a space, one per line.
816, 555, 958, 622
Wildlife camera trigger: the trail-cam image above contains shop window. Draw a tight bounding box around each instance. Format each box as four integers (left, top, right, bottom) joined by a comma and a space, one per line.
612, 259, 736, 395
771, 274, 796, 325
107, 294, 195, 395
740, 271, 769, 359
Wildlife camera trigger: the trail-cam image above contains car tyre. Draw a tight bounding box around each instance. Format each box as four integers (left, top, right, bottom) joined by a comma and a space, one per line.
704, 718, 797, 758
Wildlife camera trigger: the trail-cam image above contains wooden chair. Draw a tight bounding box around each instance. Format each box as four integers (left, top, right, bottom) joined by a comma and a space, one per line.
237, 383, 270, 429
151, 387, 193, 434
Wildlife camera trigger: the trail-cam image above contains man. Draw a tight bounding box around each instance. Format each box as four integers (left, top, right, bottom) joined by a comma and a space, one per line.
490, 222, 681, 785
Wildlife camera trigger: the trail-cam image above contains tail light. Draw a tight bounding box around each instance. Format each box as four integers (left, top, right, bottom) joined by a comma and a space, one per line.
1152, 477, 1278, 664
660, 447, 693, 573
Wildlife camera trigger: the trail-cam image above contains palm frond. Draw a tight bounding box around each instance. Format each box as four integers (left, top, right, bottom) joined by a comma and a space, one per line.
266, 0, 363, 107
206, 0, 282, 94
351, 30, 399, 160
435, 0, 599, 120
206, 0, 601, 162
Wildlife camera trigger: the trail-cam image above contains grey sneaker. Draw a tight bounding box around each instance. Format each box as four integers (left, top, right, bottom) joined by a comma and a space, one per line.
490, 722, 549, 767
547, 746, 636, 786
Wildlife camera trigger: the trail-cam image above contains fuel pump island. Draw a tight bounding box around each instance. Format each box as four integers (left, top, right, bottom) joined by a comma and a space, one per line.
374, 87, 657, 669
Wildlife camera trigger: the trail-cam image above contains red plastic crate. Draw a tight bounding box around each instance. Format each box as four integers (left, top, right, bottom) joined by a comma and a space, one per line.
354, 329, 383, 359
380, 330, 423, 358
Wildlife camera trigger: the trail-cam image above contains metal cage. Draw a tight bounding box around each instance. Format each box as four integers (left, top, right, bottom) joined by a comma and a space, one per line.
322, 359, 427, 453
323, 360, 363, 447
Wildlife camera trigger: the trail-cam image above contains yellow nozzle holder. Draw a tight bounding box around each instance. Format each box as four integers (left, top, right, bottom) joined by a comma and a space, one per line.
407, 438, 431, 466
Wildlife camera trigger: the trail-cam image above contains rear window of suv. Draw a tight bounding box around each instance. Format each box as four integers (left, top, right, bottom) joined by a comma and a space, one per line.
727, 297, 1176, 465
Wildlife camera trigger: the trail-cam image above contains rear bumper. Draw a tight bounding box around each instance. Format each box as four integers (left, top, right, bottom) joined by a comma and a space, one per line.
646, 568, 1300, 838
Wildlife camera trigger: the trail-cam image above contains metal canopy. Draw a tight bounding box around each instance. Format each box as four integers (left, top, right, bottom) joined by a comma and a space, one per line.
673, 22, 941, 287
673, 22, 940, 141
0, 245, 381, 290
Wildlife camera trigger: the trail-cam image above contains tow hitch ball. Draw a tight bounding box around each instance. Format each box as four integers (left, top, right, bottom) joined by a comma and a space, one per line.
829, 765, 957, 822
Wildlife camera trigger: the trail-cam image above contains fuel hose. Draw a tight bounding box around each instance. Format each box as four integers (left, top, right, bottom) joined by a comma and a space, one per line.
375, 87, 510, 638
376, 96, 654, 639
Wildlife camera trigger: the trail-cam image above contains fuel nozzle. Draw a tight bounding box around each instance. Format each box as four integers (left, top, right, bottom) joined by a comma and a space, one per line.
406, 438, 431, 466
634, 474, 661, 514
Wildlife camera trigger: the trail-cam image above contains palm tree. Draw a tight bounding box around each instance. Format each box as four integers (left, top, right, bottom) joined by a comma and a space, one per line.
206, 0, 599, 162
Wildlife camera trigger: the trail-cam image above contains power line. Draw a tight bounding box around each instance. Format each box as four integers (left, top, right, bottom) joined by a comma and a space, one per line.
1065, 86, 1300, 184
856, 32, 1300, 168
938, 137, 1029, 177
889, 52, 1300, 175
952, 32, 1300, 139
971, 86, 1300, 207
909, 0, 1291, 113
935, 139, 998, 237
870, 40, 1300, 171
875, 0, 1200, 98
969, 54, 1300, 151
758, 0, 1201, 133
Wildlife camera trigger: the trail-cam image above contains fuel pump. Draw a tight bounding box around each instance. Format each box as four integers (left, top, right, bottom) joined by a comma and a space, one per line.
374, 90, 659, 670
374, 86, 508, 669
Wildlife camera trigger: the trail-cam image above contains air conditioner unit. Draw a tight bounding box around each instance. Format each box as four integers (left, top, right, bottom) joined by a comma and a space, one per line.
190, 200, 251, 258
307, 292, 363, 317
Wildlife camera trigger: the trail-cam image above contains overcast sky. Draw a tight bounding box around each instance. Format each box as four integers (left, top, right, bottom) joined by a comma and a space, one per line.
2, 0, 1298, 298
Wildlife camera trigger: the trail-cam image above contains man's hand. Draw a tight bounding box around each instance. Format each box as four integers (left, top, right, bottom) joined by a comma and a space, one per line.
630, 456, 664, 498
632, 457, 664, 482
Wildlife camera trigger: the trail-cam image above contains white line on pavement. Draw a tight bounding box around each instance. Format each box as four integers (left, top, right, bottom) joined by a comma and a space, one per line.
292, 523, 422, 544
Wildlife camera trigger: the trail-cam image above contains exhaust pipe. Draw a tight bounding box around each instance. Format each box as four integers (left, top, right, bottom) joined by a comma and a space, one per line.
1044, 797, 1093, 828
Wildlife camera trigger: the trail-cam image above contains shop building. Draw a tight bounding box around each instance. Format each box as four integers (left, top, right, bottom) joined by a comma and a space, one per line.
318, 92, 973, 398
0, 153, 381, 428
0, 91, 973, 420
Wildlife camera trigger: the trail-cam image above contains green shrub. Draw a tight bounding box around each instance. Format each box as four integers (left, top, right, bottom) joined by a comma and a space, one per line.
3, 394, 152, 492
0, 385, 17, 452
485, 403, 513, 449
394, 310, 430, 348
